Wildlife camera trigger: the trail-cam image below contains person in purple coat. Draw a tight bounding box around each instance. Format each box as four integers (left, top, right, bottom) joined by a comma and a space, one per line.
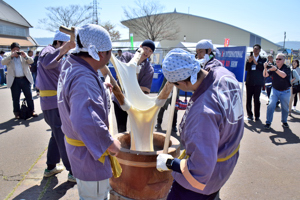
112, 40, 154, 133
196, 39, 222, 71
156, 48, 244, 200
57, 24, 121, 199
36, 31, 76, 182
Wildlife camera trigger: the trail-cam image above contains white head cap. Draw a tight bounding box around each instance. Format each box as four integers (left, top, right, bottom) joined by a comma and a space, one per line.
162, 48, 201, 85
196, 39, 220, 57
196, 39, 214, 50
72, 24, 112, 61
53, 30, 70, 42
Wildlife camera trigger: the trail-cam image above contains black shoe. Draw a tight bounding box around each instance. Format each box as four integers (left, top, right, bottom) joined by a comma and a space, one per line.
155, 124, 162, 130
255, 117, 260, 121
264, 124, 271, 129
247, 116, 253, 121
282, 123, 289, 128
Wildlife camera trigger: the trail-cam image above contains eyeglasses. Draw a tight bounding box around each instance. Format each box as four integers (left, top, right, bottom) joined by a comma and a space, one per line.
276, 58, 282, 61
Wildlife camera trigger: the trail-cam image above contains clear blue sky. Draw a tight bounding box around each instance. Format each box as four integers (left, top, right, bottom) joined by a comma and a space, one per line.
4, 0, 300, 43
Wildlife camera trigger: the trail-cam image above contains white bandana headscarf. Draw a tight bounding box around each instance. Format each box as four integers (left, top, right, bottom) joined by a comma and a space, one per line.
162, 48, 201, 85
53, 30, 70, 42
72, 24, 112, 61
196, 39, 214, 50
196, 39, 220, 57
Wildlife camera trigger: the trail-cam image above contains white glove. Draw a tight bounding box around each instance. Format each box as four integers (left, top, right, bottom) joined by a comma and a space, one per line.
156, 154, 173, 172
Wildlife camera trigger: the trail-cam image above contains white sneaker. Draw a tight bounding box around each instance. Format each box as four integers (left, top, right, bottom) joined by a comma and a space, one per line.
44, 166, 64, 177
292, 106, 296, 111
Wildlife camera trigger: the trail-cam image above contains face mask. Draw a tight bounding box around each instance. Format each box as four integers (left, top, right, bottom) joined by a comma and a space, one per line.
199, 54, 211, 67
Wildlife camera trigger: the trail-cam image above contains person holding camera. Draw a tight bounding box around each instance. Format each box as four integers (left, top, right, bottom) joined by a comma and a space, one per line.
1, 42, 37, 119
263, 53, 291, 129
288, 59, 300, 116
265, 55, 274, 101
245, 44, 267, 121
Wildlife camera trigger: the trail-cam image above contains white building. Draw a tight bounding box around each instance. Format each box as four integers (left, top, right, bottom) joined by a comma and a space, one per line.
121, 11, 280, 55
0, 1, 38, 51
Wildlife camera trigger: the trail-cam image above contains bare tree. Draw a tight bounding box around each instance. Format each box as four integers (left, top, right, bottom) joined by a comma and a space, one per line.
38, 4, 93, 32
122, 0, 180, 41
102, 22, 121, 41
38, 4, 120, 40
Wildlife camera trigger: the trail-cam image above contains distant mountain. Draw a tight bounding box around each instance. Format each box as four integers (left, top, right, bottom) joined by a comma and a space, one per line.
34, 37, 53, 46
276, 41, 300, 50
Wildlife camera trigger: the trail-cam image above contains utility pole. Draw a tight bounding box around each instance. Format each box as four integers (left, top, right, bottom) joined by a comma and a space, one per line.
93, 0, 98, 25
283, 31, 286, 49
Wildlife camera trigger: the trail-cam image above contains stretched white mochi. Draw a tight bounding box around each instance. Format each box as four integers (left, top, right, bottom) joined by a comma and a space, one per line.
110, 54, 169, 151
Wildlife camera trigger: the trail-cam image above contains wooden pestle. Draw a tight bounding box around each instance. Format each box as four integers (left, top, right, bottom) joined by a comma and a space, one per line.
100, 65, 125, 106
59, 26, 75, 42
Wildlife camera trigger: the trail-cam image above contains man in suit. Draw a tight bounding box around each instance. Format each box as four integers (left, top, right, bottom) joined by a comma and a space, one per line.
1, 42, 38, 119
245, 44, 267, 121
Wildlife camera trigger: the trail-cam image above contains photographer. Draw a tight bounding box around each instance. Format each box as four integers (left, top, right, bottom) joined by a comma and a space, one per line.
1, 42, 37, 119
288, 60, 300, 116
263, 53, 291, 129
245, 44, 266, 121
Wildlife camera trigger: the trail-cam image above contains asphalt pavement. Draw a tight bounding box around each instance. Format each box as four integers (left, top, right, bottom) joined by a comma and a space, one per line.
1, 84, 300, 200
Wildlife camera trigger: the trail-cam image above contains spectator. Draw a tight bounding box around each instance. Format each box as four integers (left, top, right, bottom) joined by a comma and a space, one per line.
116, 49, 124, 60
0, 50, 6, 86
1, 42, 37, 119
263, 53, 291, 129
112, 40, 155, 133
36, 31, 75, 182
288, 59, 300, 116
30, 51, 39, 91
245, 44, 267, 121
27, 50, 33, 58
265, 55, 274, 102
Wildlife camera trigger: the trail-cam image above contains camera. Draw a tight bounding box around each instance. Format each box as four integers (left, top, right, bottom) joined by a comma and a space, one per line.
267, 63, 272, 69
16, 52, 21, 55
250, 52, 253, 56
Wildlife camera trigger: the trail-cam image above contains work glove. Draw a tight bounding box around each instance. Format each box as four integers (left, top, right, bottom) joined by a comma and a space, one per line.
156, 154, 173, 172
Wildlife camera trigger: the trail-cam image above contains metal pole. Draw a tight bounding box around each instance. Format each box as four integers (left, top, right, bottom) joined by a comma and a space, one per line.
283, 31, 286, 49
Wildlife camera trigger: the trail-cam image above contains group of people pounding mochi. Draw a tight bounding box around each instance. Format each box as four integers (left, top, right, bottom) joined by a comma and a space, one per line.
37, 23, 243, 200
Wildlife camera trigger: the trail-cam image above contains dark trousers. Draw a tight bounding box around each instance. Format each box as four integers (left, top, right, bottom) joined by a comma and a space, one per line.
0, 69, 5, 84
167, 181, 219, 200
294, 93, 298, 107
10, 77, 34, 114
44, 108, 72, 173
157, 107, 178, 128
246, 85, 262, 118
113, 101, 128, 133
31, 72, 37, 89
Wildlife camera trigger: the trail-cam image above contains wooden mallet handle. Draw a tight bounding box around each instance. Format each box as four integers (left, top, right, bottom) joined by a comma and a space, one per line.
163, 86, 178, 154
59, 26, 75, 42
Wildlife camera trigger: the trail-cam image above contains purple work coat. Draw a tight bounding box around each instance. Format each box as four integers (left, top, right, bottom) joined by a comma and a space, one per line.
57, 55, 114, 181
36, 45, 63, 110
174, 61, 244, 195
